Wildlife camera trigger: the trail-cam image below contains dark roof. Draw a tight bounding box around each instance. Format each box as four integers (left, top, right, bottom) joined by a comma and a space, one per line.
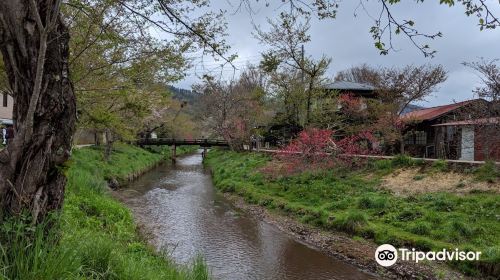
402, 100, 479, 121
322, 81, 375, 91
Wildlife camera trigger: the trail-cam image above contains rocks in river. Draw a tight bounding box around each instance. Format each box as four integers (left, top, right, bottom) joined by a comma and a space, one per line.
108, 177, 120, 189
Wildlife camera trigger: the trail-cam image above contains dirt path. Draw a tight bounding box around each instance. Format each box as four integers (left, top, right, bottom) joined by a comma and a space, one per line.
380, 168, 499, 195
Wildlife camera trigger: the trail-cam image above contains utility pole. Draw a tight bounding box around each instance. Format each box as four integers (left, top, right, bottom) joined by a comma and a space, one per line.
301, 44, 305, 85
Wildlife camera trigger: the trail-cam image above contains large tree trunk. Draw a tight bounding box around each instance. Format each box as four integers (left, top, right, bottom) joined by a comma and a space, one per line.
0, 1, 76, 223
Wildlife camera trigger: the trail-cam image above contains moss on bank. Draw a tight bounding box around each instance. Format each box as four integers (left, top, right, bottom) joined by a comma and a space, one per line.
0, 144, 206, 280
205, 149, 499, 277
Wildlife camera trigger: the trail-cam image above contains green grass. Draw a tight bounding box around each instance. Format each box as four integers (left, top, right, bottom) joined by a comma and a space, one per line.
205, 149, 500, 277
474, 161, 499, 183
431, 159, 449, 173
0, 143, 207, 280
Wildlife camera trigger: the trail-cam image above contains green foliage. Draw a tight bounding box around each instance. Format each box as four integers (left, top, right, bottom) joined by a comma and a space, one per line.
206, 149, 500, 276
413, 174, 425, 181
331, 211, 368, 234
392, 155, 415, 167
373, 159, 393, 171
431, 159, 448, 172
0, 144, 207, 280
357, 194, 388, 209
474, 161, 499, 183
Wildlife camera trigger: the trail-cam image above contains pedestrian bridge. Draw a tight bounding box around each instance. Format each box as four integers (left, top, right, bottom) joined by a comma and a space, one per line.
134, 138, 229, 161
135, 138, 229, 147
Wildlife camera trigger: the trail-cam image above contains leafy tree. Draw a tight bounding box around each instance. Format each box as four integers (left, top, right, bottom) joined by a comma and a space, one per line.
256, 13, 331, 125
336, 64, 447, 115
0, 0, 498, 224
266, 68, 304, 126
0, 0, 231, 223
194, 68, 269, 150
336, 64, 447, 153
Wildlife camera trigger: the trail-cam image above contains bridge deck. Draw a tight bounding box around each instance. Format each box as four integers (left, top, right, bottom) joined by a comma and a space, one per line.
136, 138, 229, 147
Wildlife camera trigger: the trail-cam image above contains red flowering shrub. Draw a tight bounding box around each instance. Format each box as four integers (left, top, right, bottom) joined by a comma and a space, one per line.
262, 128, 380, 177
339, 93, 362, 111
278, 128, 336, 160
337, 130, 380, 155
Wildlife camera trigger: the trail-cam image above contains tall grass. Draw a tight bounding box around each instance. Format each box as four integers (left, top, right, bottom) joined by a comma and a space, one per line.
474, 160, 499, 183
205, 149, 500, 277
0, 144, 207, 280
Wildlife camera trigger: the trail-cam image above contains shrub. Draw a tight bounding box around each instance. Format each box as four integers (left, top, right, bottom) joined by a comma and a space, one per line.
273, 128, 380, 176
357, 195, 388, 209
392, 155, 414, 167
431, 159, 448, 172
413, 174, 425, 181
373, 159, 392, 171
474, 161, 498, 183
332, 211, 368, 234
397, 208, 423, 221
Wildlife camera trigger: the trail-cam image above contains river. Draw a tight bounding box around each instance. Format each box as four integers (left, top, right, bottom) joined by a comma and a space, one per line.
117, 151, 378, 280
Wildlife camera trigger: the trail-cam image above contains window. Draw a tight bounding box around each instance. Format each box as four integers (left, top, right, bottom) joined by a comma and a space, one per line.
404, 131, 427, 145
404, 133, 414, 145
2, 93, 7, 107
415, 131, 427, 145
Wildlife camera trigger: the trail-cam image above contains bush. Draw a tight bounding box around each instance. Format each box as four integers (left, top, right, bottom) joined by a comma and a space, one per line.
431, 159, 448, 172
474, 161, 498, 183
413, 174, 425, 181
373, 159, 392, 171
332, 211, 368, 234
392, 155, 414, 167
357, 194, 388, 209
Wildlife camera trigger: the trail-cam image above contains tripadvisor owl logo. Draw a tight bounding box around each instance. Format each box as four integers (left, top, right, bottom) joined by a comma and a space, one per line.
375, 244, 398, 267
375, 244, 482, 267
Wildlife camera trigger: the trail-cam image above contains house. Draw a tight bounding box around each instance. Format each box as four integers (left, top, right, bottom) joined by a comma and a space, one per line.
0, 92, 13, 125
402, 99, 500, 161
318, 81, 377, 109
432, 118, 500, 161
321, 81, 377, 98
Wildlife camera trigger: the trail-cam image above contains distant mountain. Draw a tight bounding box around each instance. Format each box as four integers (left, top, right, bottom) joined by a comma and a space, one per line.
168, 86, 198, 104
401, 104, 426, 115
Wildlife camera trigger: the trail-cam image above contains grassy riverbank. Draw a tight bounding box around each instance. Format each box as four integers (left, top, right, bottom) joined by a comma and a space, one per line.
0, 144, 206, 280
205, 149, 499, 277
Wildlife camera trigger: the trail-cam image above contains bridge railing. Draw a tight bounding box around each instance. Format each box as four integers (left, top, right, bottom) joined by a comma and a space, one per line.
134, 138, 229, 146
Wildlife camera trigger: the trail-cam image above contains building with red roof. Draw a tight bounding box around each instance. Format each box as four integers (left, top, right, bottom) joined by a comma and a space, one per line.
401, 99, 499, 161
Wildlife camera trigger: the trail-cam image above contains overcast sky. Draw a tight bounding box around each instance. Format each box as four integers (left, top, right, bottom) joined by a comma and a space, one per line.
174, 0, 500, 107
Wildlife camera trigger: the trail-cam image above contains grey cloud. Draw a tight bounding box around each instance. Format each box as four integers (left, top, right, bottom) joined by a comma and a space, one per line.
175, 0, 500, 107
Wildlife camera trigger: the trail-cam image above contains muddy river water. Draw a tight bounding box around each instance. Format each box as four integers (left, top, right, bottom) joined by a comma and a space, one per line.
118, 151, 378, 280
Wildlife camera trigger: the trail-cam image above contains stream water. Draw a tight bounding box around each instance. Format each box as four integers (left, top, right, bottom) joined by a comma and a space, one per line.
117, 151, 378, 280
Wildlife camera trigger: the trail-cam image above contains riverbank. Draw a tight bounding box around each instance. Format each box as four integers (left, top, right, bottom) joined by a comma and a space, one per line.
205, 149, 499, 279
0, 143, 206, 279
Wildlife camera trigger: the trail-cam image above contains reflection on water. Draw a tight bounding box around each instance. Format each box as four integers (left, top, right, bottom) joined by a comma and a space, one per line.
118, 151, 378, 280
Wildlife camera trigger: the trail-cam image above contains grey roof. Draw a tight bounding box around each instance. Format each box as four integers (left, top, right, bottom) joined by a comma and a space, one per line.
322, 81, 375, 91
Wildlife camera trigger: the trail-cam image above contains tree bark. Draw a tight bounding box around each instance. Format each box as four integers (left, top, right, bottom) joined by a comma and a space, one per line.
0, 1, 76, 223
